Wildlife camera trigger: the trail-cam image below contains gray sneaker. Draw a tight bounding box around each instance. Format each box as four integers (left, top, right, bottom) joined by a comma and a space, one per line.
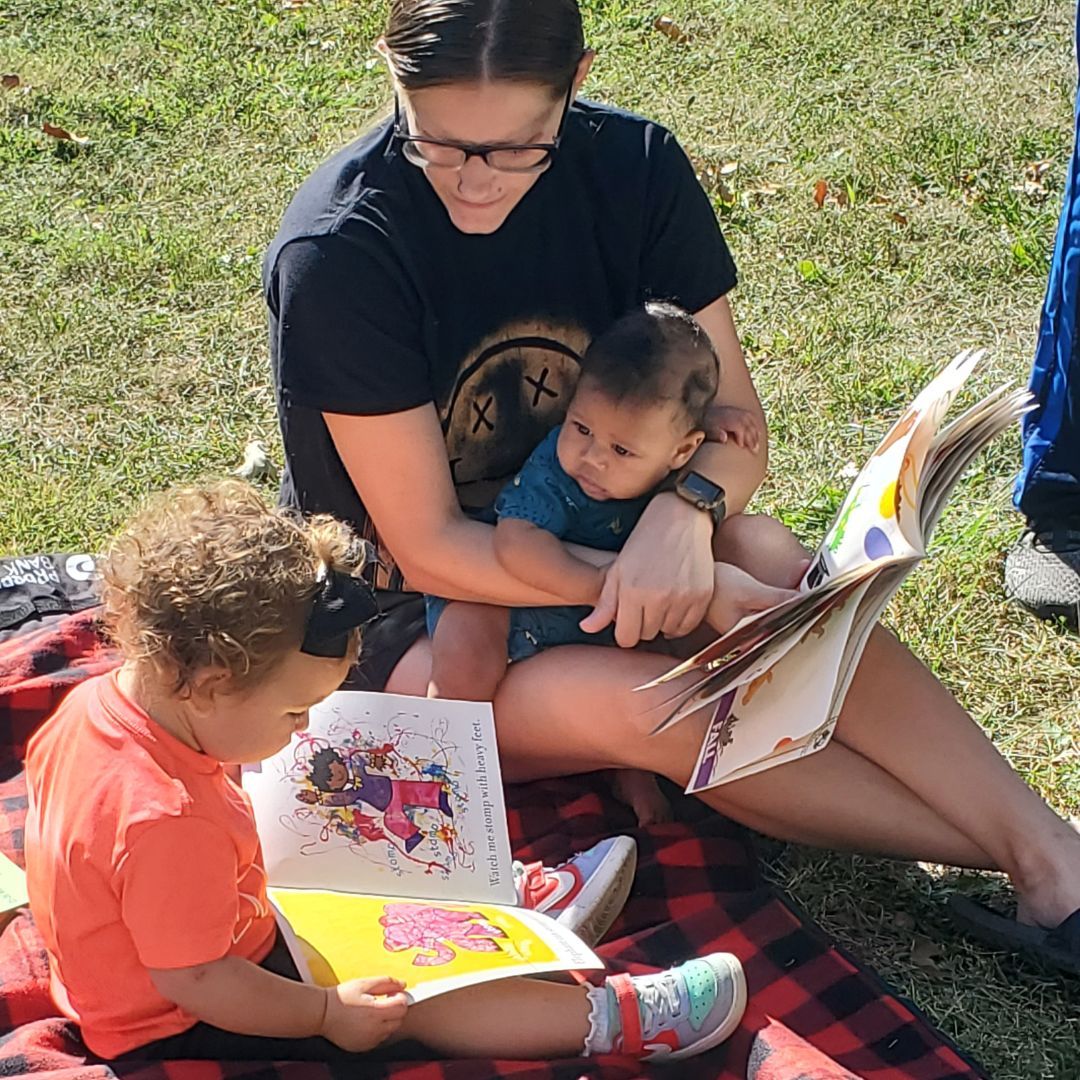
1004, 525, 1080, 628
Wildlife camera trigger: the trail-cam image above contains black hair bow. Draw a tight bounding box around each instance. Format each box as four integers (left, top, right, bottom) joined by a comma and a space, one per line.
300, 569, 380, 659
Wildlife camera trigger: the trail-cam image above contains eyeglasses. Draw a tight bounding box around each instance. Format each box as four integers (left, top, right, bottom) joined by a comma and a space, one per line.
393, 82, 574, 175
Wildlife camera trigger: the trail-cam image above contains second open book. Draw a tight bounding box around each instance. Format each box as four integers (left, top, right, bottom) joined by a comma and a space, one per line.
242, 693, 601, 1003
644, 348, 1031, 793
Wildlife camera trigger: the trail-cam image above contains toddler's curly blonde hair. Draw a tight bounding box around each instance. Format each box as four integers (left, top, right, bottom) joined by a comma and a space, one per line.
100, 480, 360, 693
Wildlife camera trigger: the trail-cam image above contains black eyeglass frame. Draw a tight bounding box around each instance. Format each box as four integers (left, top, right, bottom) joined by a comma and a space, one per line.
392, 81, 575, 174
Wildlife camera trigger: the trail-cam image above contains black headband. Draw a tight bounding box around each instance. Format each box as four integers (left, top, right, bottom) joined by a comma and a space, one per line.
300, 568, 380, 659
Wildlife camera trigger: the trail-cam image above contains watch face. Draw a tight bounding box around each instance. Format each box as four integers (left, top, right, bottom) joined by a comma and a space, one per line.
681, 471, 723, 506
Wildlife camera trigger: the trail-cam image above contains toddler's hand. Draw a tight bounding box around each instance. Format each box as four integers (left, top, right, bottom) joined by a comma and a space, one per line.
706, 405, 763, 453
320, 976, 409, 1051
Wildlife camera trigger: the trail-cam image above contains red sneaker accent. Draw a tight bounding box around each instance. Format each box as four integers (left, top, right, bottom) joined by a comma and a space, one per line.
517, 860, 583, 910
608, 973, 644, 1057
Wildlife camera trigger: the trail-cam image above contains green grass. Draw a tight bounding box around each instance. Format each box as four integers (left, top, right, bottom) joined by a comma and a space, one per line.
3, 0, 1079, 1074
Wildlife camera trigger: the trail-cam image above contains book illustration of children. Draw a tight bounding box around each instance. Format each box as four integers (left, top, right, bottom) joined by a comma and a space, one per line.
424, 302, 801, 827
297, 747, 454, 856
380, 903, 508, 967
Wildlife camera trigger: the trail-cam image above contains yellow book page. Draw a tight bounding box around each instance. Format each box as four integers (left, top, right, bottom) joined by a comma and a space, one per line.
0, 852, 27, 911
269, 888, 602, 1003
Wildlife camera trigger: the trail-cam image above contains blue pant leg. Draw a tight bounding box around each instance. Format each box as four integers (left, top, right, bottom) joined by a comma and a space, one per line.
1015, 0, 1080, 524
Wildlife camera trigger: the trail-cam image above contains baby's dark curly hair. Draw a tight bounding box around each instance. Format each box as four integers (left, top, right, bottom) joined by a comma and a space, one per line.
579, 301, 719, 430
99, 480, 361, 694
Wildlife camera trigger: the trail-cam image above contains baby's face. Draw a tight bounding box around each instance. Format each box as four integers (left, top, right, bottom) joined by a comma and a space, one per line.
556, 381, 701, 501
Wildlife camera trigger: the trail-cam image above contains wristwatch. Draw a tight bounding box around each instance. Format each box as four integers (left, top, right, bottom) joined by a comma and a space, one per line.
673, 469, 727, 531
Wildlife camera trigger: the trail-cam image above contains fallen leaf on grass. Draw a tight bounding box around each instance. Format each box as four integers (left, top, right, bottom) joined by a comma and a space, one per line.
1, 73, 19, 89
910, 934, 946, 974
813, 179, 828, 208
1012, 158, 1054, 200
889, 910, 916, 931
654, 15, 689, 42
234, 440, 276, 482
890, 211, 908, 226
42, 122, 90, 145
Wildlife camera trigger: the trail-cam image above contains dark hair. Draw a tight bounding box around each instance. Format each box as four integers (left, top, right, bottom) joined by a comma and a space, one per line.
579, 302, 720, 430
383, 0, 584, 94
310, 747, 346, 790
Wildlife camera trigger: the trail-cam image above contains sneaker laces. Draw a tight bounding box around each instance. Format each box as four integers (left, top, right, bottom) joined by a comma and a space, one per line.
636, 971, 686, 1039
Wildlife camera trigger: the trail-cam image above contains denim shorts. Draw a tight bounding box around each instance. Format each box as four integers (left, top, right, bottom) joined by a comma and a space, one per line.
424, 595, 616, 662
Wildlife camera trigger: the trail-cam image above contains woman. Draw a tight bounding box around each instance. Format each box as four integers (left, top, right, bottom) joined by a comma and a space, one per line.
264, 0, 1080, 968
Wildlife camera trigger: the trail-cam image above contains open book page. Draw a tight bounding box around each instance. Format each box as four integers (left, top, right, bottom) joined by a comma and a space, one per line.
244, 692, 516, 905
803, 348, 985, 590
666, 350, 1029, 791
270, 889, 602, 1004
685, 579, 873, 793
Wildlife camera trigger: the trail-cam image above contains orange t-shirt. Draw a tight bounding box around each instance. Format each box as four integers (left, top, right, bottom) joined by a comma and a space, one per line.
24, 671, 277, 1059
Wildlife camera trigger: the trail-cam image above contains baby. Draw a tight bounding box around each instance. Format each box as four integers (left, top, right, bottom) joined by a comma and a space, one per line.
24, 480, 746, 1064
426, 302, 794, 824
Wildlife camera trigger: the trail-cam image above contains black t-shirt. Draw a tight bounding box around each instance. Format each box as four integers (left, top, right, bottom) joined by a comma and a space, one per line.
264, 99, 737, 567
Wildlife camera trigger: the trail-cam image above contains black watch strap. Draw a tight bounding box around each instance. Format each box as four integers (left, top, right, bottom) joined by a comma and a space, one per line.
672, 469, 727, 531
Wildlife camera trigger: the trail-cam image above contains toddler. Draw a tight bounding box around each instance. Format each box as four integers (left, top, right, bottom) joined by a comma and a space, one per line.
426, 303, 799, 823
25, 481, 746, 1064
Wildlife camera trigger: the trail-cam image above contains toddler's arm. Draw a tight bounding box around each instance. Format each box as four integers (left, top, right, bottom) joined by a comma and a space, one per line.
494, 518, 605, 605
150, 957, 408, 1052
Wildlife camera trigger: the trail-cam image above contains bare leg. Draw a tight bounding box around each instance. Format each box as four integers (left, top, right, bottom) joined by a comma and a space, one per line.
391, 532, 1080, 925
390, 637, 990, 864
713, 512, 810, 588
427, 602, 510, 701
396, 977, 589, 1058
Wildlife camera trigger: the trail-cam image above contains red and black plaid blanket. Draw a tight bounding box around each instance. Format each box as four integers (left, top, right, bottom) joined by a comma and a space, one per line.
0, 610, 986, 1080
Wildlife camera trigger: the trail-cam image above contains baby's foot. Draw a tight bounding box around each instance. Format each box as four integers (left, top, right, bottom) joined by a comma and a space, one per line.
612, 769, 672, 826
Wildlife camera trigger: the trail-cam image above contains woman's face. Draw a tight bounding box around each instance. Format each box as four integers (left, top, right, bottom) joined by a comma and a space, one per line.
398, 80, 573, 235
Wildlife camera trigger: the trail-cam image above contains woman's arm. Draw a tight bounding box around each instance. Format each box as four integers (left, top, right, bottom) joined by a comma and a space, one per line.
494, 519, 604, 605
325, 406, 607, 606
687, 295, 767, 515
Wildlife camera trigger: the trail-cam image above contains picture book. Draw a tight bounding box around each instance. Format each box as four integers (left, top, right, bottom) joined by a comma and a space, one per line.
643, 348, 1032, 793
243, 691, 602, 1002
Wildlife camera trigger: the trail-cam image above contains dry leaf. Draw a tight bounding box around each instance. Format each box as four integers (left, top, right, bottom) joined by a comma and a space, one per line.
747, 183, 780, 197
234, 440, 276, 482
889, 910, 916, 931
869, 192, 891, 206
718, 161, 738, 176
654, 15, 689, 42
1014, 158, 1054, 200
42, 122, 89, 145
910, 935, 946, 974
836, 186, 850, 208
890, 211, 909, 226
813, 179, 828, 208
1, 73, 19, 90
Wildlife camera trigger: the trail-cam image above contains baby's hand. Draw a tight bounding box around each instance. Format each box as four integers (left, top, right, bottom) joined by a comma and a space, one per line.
296, 790, 319, 804
706, 405, 763, 453
320, 976, 409, 1051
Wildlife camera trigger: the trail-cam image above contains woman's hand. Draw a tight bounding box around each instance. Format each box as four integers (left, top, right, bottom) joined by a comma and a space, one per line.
579, 492, 715, 647
320, 976, 409, 1052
